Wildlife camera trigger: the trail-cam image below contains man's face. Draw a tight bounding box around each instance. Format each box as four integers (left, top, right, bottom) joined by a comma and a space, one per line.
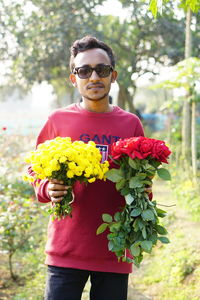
70, 48, 117, 102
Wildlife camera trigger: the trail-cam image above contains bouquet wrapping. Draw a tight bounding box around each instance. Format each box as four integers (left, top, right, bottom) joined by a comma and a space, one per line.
24, 137, 109, 219
97, 136, 171, 267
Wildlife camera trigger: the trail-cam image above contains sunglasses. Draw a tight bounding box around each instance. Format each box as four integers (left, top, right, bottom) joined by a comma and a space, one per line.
73, 64, 113, 79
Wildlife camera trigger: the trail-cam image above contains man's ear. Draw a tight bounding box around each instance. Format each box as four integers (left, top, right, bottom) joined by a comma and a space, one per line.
69, 73, 77, 87
111, 70, 118, 83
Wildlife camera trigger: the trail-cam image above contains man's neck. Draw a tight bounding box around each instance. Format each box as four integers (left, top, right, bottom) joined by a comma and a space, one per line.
80, 98, 112, 113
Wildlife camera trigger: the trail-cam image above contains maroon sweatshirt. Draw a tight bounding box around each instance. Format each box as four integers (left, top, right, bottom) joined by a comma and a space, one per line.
31, 103, 144, 273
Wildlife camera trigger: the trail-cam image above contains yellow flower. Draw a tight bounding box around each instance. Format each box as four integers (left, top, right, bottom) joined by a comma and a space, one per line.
68, 162, 76, 170
23, 137, 110, 186
67, 170, 74, 178
88, 177, 96, 183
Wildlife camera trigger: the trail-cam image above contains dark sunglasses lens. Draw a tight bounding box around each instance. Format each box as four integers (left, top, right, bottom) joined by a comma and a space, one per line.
96, 65, 111, 77
78, 67, 92, 78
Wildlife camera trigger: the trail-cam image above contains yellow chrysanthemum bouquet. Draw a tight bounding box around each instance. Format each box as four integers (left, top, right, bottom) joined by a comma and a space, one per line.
23, 137, 109, 219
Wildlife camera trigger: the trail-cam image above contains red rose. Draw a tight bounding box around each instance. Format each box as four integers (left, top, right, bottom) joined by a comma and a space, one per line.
111, 139, 126, 159
111, 136, 171, 164
126, 137, 145, 159
139, 138, 155, 158
151, 141, 171, 163
2, 127, 7, 131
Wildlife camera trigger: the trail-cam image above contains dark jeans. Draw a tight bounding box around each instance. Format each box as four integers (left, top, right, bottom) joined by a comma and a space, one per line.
44, 265, 129, 300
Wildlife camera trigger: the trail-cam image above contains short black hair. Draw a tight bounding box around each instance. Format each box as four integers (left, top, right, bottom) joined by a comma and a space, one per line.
69, 35, 115, 71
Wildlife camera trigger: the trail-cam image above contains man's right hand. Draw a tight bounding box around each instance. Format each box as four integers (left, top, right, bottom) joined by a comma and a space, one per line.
48, 179, 70, 203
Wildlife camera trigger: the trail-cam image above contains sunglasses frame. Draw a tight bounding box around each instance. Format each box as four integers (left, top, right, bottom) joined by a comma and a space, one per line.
73, 64, 114, 79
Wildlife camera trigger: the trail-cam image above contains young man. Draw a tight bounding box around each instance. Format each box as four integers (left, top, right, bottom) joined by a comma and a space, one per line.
32, 36, 145, 300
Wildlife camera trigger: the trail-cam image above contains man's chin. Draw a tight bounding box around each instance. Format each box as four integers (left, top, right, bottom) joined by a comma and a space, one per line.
83, 93, 109, 101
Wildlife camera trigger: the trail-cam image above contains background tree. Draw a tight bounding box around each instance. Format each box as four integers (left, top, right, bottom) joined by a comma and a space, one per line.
147, 0, 200, 173
0, 1, 188, 107
0, 0, 104, 104
1, 0, 199, 112
151, 57, 200, 177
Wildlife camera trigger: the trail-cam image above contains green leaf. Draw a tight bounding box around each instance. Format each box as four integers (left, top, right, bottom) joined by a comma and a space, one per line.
157, 168, 171, 181
114, 212, 121, 222
155, 225, 168, 235
110, 223, 121, 232
116, 178, 126, 190
108, 240, 114, 250
125, 194, 134, 205
129, 177, 143, 188
142, 180, 152, 185
130, 208, 142, 217
96, 223, 108, 235
156, 208, 167, 218
138, 219, 145, 230
149, 233, 158, 245
142, 227, 147, 239
158, 236, 170, 244
141, 209, 155, 221
149, 0, 157, 18
102, 213, 113, 223
156, 208, 167, 214
140, 240, 153, 253
105, 169, 123, 182
137, 173, 147, 179
133, 219, 139, 231
128, 157, 138, 169
130, 244, 141, 256
120, 187, 130, 196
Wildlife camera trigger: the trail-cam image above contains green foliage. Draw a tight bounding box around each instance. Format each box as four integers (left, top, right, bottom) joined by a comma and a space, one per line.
3, 0, 197, 110
12, 240, 47, 300
0, 133, 48, 285
149, 0, 200, 18
152, 57, 200, 94
128, 177, 200, 300
157, 167, 171, 180
133, 226, 200, 299
0, 191, 39, 253
97, 156, 170, 267
170, 164, 200, 221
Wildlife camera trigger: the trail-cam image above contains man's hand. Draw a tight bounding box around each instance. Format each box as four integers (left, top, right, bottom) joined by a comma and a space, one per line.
145, 175, 154, 199
145, 186, 152, 195
48, 179, 70, 203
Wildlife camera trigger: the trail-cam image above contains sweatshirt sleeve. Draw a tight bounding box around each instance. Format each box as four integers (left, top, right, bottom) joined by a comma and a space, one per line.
28, 166, 50, 203
134, 117, 145, 137
30, 116, 57, 203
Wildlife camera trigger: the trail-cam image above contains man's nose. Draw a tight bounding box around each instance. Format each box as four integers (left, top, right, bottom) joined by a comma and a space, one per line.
90, 69, 100, 80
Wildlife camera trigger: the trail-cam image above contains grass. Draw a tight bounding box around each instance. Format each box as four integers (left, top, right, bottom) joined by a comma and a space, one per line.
128, 179, 200, 300
1, 180, 200, 300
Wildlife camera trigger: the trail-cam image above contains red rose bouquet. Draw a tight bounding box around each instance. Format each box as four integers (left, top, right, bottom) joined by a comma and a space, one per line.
97, 136, 171, 267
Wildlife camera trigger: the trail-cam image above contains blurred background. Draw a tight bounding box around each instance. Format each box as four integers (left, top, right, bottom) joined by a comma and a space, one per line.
0, 0, 200, 299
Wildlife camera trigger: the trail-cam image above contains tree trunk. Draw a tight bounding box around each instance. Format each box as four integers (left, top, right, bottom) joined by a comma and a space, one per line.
184, 8, 197, 178
117, 85, 126, 110
117, 85, 135, 113
191, 100, 197, 180
181, 97, 191, 163
182, 8, 192, 164
8, 252, 17, 281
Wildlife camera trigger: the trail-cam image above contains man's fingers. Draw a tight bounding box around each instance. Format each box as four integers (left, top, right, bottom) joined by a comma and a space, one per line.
51, 196, 64, 203
49, 190, 68, 198
49, 179, 64, 184
48, 183, 68, 191
145, 187, 152, 194
47, 180, 72, 202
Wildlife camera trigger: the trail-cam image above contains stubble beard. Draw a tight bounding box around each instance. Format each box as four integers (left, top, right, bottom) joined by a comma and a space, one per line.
82, 91, 109, 102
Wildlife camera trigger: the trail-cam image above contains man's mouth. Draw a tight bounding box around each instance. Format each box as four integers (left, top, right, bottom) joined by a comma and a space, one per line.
87, 84, 104, 89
